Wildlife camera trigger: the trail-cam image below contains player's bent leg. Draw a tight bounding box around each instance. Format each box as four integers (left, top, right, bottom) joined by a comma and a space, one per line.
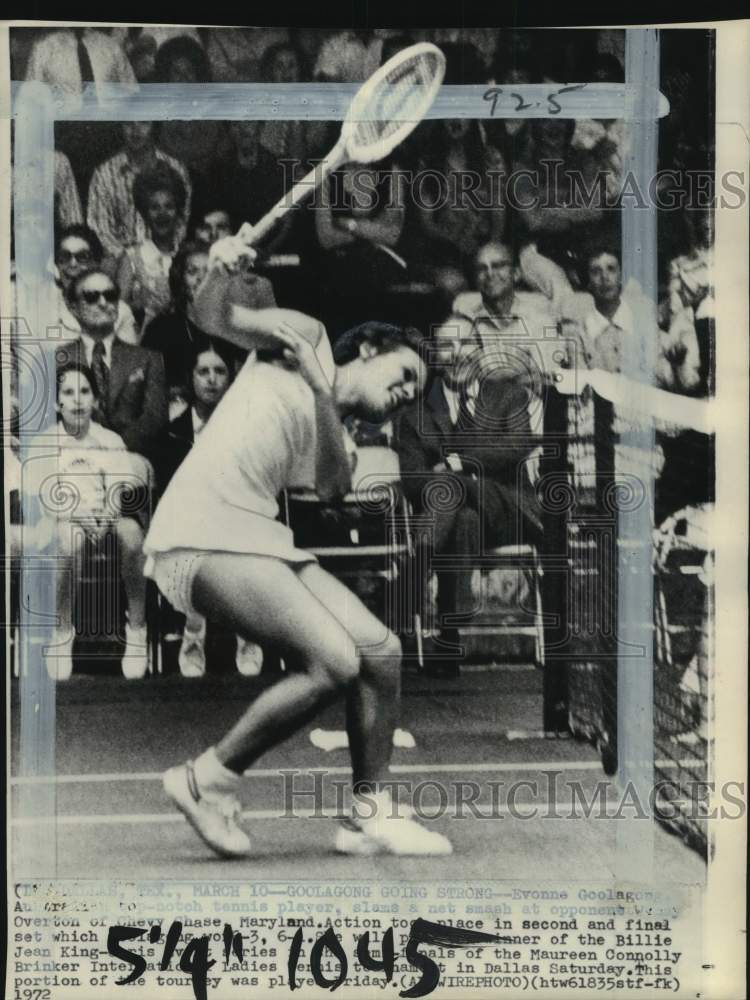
296, 563, 452, 857
195, 554, 361, 770
164, 553, 360, 857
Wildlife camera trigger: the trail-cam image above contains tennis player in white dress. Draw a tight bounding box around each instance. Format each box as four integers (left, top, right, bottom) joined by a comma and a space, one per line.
146, 233, 452, 857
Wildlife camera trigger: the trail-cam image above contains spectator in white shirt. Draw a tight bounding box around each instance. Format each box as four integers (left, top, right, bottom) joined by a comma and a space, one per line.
452, 240, 563, 403
25, 361, 149, 681
24, 27, 137, 192
87, 121, 192, 259
24, 26, 136, 101
521, 239, 700, 391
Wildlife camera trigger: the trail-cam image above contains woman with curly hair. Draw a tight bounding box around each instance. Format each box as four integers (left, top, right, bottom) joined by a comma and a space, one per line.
117, 163, 188, 332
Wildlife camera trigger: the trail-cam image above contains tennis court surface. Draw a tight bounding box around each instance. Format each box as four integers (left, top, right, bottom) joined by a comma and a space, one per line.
10, 666, 705, 883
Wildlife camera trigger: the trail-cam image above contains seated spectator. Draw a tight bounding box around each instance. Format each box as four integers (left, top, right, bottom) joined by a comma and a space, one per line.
25, 362, 148, 680
313, 30, 373, 83
24, 26, 136, 99
205, 26, 290, 81
394, 316, 541, 673
453, 240, 563, 394
664, 209, 714, 396
259, 42, 318, 166
406, 119, 506, 302
55, 268, 168, 460
570, 53, 627, 206
193, 122, 293, 254
511, 118, 606, 273
54, 151, 83, 228
192, 206, 233, 246
151, 37, 233, 183
288, 27, 334, 78
55, 224, 138, 344
114, 25, 204, 80
156, 341, 235, 488
314, 159, 407, 338
117, 163, 188, 331
523, 239, 700, 390
87, 121, 192, 259
142, 240, 275, 415
154, 343, 263, 677
25, 27, 137, 192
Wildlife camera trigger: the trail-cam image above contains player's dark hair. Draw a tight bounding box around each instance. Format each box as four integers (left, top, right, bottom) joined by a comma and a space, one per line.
332, 321, 424, 365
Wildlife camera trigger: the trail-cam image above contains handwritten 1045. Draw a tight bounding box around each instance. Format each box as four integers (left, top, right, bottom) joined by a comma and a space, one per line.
107, 917, 502, 1000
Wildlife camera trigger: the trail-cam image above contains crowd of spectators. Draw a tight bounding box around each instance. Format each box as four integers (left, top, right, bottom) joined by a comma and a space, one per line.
9, 25, 715, 679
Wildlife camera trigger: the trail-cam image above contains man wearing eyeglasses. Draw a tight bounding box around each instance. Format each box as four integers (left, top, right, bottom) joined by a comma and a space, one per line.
394, 313, 542, 675
55, 224, 139, 344
56, 268, 168, 459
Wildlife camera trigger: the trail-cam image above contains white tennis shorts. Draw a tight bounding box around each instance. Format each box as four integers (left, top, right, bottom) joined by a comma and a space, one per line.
144, 550, 207, 618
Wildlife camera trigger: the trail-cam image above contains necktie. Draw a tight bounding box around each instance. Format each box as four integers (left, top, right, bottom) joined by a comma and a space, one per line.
75, 29, 95, 85
91, 340, 110, 424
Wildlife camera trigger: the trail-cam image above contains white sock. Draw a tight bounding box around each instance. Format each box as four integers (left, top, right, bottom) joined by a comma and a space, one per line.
193, 747, 242, 796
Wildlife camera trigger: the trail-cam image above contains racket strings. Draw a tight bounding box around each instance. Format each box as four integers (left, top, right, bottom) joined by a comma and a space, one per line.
346, 50, 443, 161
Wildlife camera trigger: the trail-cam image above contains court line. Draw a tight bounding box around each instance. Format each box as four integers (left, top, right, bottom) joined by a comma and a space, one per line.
10, 759, 605, 786
11, 797, 627, 827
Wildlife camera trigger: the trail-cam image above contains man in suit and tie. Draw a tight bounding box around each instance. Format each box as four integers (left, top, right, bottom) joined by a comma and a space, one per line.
56, 268, 168, 462
394, 315, 542, 672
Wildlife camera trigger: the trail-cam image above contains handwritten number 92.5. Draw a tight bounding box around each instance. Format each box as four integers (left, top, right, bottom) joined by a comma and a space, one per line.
107, 917, 501, 1000
483, 83, 587, 116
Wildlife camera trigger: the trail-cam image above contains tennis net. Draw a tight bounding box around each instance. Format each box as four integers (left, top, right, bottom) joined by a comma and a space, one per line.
540, 370, 714, 856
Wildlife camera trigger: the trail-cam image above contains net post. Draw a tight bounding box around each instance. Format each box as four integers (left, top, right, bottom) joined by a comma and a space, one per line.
615, 28, 660, 878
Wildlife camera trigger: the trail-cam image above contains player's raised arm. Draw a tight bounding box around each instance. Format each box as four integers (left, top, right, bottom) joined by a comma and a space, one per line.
192, 227, 324, 354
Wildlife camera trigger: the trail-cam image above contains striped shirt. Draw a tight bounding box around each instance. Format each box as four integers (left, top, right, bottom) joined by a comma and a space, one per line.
54, 151, 83, 227
86, 149, 192, 259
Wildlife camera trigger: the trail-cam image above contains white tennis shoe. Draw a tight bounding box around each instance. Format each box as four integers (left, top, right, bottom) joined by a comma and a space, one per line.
163, 761, 252, 857
335, 791, 452, 856
236, 638, 263, 677
179, 622, 207, 678
122, 623, 149, 680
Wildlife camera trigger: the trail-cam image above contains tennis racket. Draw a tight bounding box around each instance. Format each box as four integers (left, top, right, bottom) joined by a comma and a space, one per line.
243, 42, 446, 246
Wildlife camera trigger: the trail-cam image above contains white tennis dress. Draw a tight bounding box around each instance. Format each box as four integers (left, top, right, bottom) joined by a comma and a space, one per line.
144, 336, 336, 567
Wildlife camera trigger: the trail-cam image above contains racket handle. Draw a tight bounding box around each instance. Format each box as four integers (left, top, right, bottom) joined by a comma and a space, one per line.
243, 140, 348, 246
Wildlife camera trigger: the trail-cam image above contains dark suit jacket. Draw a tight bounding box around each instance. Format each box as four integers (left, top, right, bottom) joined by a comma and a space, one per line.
57, 337, 168, 459
155, 406, 195, 494
394, 374, 542, 546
